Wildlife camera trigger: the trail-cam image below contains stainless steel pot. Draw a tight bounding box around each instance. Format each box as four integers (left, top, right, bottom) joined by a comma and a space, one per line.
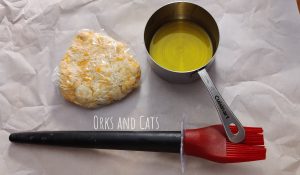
144, 2, 245, 143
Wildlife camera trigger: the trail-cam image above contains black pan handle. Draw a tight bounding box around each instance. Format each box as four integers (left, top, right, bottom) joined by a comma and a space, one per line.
9, 131, 181, 153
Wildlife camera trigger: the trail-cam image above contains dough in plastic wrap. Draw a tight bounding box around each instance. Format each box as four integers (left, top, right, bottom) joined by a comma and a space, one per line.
59, 30, 141, 108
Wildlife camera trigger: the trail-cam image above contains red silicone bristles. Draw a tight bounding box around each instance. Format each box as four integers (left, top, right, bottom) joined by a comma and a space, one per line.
226, 126, 266, 162
226, 142, 266, 162
184, 125, 266, 163
230, 126, 264, 145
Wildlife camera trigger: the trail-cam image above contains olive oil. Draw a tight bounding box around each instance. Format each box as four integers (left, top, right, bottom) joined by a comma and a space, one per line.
149, 20, 213, 72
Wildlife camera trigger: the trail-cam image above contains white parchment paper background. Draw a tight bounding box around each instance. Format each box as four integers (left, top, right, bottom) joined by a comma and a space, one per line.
0, 0, 300, 174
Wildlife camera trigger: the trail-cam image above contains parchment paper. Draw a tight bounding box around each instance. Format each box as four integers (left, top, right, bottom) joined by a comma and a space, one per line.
1, 0, 300, 174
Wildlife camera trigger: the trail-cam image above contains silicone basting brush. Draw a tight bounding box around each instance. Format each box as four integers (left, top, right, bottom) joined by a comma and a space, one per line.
9, 125, 266, 163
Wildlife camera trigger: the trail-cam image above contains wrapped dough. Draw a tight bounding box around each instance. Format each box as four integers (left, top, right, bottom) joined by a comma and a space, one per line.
59, 29, 141, 108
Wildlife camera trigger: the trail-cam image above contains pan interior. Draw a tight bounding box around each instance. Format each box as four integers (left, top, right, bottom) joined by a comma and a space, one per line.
144, 2, 220, 73
149, 20, 213, 72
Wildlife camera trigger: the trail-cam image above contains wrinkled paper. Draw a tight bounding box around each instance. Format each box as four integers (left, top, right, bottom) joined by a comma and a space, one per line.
0, 0, 300, 174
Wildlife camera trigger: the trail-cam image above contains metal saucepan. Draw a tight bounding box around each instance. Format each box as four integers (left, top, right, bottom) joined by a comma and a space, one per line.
144, 2, 245, 143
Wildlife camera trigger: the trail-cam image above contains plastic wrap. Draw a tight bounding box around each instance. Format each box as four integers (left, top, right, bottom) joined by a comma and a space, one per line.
57, 29, 141, 108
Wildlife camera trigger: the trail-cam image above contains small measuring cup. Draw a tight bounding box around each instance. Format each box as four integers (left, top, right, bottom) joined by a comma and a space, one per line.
144, 2, 245, 143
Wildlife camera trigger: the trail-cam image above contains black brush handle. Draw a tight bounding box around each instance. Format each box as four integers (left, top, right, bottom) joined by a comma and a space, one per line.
9, 131, 181, 153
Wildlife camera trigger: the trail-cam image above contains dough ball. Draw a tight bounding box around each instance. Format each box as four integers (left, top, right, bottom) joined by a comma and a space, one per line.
59, 29, 141, 108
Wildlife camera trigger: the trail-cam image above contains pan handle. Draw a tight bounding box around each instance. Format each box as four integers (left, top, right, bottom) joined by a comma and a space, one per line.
198, 69, 245, 143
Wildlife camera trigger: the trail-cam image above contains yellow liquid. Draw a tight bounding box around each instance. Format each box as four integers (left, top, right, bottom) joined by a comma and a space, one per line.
149, 20, 213, 72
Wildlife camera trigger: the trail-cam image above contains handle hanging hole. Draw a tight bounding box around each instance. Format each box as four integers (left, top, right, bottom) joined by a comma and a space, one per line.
229, 123, 239, 135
